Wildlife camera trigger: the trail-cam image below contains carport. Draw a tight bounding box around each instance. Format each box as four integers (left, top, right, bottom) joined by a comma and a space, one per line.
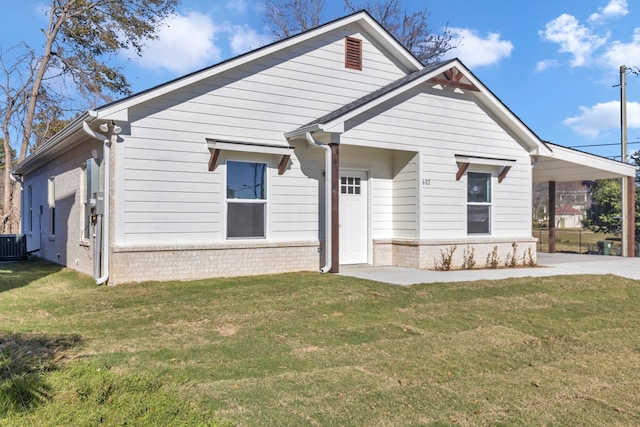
533, 142, 636, 256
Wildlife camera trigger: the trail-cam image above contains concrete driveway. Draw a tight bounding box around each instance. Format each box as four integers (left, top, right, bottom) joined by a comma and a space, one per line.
339, 253, 640, 285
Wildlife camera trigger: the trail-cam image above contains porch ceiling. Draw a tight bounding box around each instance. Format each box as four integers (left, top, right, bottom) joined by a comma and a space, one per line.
533, 143, 636, 183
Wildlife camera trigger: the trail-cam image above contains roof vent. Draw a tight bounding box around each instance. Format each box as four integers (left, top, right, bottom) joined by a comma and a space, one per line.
345, 37, 362, 70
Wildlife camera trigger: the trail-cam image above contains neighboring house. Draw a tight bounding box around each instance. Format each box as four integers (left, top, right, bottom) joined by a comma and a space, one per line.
11, 11, 636, 284
555, 205, 583, 229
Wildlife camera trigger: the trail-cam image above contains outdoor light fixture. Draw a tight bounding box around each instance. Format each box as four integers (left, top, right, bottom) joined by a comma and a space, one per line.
99, 123, 109, 132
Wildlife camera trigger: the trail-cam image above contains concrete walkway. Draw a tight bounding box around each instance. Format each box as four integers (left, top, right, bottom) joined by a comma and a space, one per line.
339, 253, 640, 285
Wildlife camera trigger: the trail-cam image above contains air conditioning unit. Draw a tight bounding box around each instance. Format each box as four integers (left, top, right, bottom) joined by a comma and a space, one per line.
0, 234, 27, 261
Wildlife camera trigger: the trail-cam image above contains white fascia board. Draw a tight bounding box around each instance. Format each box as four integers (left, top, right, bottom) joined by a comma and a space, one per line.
455, 154, 516, 167
207, 140, 294, 156
284, 124, 324, 139
96, 12, 421, 118
548, 144, 636, 177
90, 106, 128, 122
355, 14, 422, 71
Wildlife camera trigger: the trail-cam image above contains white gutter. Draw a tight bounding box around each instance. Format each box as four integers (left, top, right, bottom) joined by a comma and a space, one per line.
305, 132, 332, 273
82, 121, 110, 285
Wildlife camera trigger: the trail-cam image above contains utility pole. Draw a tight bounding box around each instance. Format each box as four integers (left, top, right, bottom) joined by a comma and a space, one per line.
620, 65, 628, 257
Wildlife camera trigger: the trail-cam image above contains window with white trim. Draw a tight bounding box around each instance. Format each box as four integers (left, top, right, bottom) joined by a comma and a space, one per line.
226, 161, 267, 238
81, 164, 89, 240
467, 172, 491, 234
48, 176, 56, 237
27, 185, 33, 233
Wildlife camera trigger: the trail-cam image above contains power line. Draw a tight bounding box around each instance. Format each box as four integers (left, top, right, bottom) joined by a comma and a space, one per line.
569, 141, 640, 149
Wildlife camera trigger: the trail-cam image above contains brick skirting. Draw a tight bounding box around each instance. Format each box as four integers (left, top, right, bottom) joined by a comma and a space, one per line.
109, 241, 320, 284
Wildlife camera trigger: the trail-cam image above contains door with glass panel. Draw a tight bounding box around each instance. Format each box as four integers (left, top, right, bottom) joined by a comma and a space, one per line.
339, 170, 368, 264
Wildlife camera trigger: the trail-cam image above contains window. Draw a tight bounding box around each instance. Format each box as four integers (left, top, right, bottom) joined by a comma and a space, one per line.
27, 185, 33, 233
48, 176, 56, 236
341, 176, 361, 194
226, 161, 267, 238
82, 158, 99, 240
467, 172, 491, 234
345, 37, 362, 70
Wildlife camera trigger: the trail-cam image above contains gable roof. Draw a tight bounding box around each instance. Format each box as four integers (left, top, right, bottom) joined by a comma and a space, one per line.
12, 10, 422, 176
556, 206, 583, 215
93, 10, 423, 121
286, 58, 553, 156
301, 60, 454, 129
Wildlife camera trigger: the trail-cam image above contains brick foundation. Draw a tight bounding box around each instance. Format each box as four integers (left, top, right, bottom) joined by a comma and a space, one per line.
373, 238, 538, 270
109, 241, 320, 285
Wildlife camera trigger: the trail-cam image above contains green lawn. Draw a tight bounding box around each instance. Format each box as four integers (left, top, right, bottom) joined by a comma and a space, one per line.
2, 259, 640, 426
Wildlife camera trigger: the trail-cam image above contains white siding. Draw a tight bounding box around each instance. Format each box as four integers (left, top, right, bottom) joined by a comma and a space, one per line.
341, 87, 532, 241
393, 152, 419, 239
116, 25, 408, 247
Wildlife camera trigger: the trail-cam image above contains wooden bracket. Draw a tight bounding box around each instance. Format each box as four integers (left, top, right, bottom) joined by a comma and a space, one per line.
444, 67, 464, 83
428, 66, 480, 92
456, 162, 470, 181
278, 155, 291, 175
208, 148, 220, 171
498, 166, 511, 183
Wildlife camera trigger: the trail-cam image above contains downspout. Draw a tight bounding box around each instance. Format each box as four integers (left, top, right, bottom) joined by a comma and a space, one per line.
82, 121, 110, 285
306, 132, 332, 273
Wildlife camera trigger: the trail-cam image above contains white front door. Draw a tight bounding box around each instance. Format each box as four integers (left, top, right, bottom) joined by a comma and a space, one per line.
339, 170, 368, 264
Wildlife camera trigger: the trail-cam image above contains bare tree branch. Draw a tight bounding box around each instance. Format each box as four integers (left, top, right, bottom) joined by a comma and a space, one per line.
344, 0, 457, 64
264, 0, 326, 39
0, 0, 179, 233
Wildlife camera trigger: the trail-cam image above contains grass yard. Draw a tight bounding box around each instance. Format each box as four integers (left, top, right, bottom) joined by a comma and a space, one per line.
2, 259, 640, 426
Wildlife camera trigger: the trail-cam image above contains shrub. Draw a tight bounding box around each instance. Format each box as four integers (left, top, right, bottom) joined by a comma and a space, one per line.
435, 246, 457, 271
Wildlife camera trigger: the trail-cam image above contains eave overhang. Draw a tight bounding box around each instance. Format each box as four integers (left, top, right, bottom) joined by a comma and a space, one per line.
11, 112, 96, 177
533, 143, 636, 183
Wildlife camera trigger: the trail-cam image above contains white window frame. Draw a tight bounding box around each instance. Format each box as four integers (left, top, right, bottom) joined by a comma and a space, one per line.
467, 171, 492, 235
27, 185, 33, 234
80, 164, 90, 242
225, 160, 268, 240
48, 176, 56, 238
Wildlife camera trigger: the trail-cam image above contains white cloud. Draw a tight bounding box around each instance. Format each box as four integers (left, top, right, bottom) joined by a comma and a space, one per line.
229, 25, 271, 55
563, 100, 640, 137
589, 0, 629, 22
134, 12, 221, 73
226, 0, 247, 14
602, 28, 640, 69
539, 13, 608, 67
447, 28, 513, 68
535, 59, 559, 73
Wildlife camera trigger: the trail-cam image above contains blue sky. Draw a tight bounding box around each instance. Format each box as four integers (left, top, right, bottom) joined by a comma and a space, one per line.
2, 0, 640, 160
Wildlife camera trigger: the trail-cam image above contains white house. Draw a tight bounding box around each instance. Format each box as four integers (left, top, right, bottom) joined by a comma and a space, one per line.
11, 11, 636, 284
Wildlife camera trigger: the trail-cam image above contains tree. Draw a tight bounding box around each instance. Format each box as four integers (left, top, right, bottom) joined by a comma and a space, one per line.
630, 149, 640, 183
0, 0, 180, 233
264, 0, 326, 38
0, 45, 36, 232
263, 0, 456, 65
32, 104, 71, 152
582, 179, 640, 239
344, 0, 455, 64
